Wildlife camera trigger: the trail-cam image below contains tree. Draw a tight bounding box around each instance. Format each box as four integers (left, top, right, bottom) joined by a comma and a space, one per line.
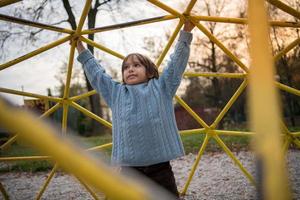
0, 0, 123, 134
268, 1, 300, 127
182, 0, 248, 128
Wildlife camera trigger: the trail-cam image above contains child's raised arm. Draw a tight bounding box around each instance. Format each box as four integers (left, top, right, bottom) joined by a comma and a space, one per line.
183, 20, 195, 32
75, 39, 120, 108
159, 20, 195, 97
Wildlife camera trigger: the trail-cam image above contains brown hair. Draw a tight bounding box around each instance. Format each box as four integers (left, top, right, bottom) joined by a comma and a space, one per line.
121, 53, 159, 83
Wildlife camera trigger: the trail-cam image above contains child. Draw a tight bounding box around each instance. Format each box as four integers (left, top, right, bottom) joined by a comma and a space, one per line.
76, 21, 195, 198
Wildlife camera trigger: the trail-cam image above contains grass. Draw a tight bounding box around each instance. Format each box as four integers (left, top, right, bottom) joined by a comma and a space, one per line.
0, 133, 253, 172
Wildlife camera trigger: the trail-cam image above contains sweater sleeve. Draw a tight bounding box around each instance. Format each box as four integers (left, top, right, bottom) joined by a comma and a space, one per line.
159, 30, 193, 97
77, 49, 120, 107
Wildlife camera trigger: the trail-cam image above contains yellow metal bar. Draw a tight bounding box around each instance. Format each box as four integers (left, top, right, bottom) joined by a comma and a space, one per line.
63, 40, 76, 98
248, 0, 290, 199
62, 103, 69, 135
76, 176, 100, 200
292, 137, 300, 149
0, 99, 150, 200
212, 134, 256, 185
184, 0, 197, 15
214, 130, 254, 136
210, 80, 247, 129
80, 37, 125, 60
0, 102, 60, 150
181, 134, 210, 195
70, 101, 112, 129
86, 143, 112, 151
0, 134, 17, 150
82, 15, 176, 35
0, 14, 73, 34
0, 87, 61, 102
291, 132, 300, 136
175, 95, 210, 129
192, 15, 300, 28
193, 21, 249, 73
70, 90, 97, 101
183, 71, 246, 78
76, 0, 92, 35
156, 19, 184, 67
0, 182, 9, 200
282, 136, 291, 154
0, 35, 71, 71
276, 82, 300, 96
0, 156, 50, 162
274, 38, 300, 62
0, 0, 21, 7
147, 0, 181, 17
36, 164, 58, 200
179, 128, 206, 136
267, 0, 300, 19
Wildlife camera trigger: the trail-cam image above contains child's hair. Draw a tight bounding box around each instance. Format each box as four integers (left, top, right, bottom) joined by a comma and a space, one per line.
121, 53, 159, 82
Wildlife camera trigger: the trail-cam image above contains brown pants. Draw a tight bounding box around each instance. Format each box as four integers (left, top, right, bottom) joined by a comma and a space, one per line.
121, 161, 179, 198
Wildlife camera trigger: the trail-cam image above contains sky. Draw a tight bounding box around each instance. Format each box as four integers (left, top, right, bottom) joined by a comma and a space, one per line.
0, 0, 190, 105
0, 0, 278, 105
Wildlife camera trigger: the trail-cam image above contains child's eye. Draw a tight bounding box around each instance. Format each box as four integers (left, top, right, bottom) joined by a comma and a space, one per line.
124, 65, 128, 69
135, 64, 140, 67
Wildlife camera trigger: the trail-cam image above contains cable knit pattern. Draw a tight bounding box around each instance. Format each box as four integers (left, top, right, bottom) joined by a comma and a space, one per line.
77, 30, 193, 166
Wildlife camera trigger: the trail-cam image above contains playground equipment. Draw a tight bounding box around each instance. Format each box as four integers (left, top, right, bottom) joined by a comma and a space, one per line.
0, 0, 300, 199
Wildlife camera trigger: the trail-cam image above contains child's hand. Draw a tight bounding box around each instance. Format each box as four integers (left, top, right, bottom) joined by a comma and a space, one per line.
70, 36, 86, 53
76, 40, 86, 54
183, 20, 195, 32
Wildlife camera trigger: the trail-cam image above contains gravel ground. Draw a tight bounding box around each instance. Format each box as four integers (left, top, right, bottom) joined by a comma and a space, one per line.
0, 150, 299, 200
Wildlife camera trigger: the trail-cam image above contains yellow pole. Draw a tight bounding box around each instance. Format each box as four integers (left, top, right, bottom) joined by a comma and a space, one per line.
69, 90, 97, 101
0, 99, 150, 200
183, 71, 246, 79
62, 103, 69, 135
193, 21, 249, 73
248, 0, 291, 199
0, 35, 71, 71
36, 164, 58, 200
0, 14, 73, 34
86, 143, 112, 151
80, 37, 125, 59
274, 38, 300, 62
0, 102, 61, 150
192, 15, 300, 28
183, 0, 197, 15
147, 0, 181, 17
70, 101, 112, 128
267, 0, 300, 19
0, 156, 50, 162
76, 176, 100, 200
156, 20, 184, 67
0, 87, 61, 102
63, 40, 76, 99
181, 134, 210, 195
179, 128, 206, 136
82, 15, 176, 35
210, 80, 247, 129
215, 130, 254, 136
213, 134, 255, 185
175, 96, 210, 129
276, 82, 300, 96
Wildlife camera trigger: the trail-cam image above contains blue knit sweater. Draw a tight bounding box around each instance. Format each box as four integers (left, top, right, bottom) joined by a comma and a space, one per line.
77, 30, 193, 166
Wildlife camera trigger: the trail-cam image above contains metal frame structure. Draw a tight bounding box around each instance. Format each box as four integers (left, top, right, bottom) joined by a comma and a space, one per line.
0, 0, 299, 199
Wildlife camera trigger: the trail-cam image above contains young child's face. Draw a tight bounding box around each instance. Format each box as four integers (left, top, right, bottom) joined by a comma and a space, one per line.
123, 55, 148, 85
